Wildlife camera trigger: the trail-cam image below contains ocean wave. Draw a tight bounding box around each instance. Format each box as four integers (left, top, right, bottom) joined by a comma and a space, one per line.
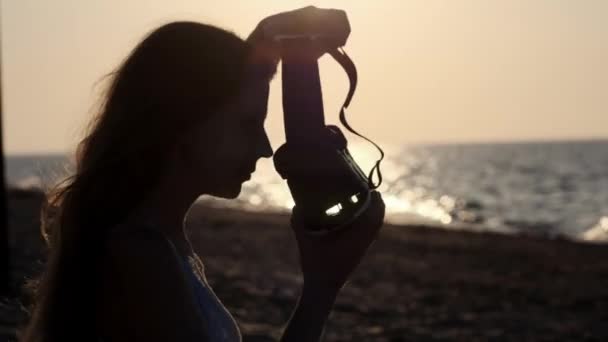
581, 217, 608, 243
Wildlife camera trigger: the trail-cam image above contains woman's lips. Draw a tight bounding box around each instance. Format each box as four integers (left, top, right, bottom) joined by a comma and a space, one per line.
241, 167, 255, 180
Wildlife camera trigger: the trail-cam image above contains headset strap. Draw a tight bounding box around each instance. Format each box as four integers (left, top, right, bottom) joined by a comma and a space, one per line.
328, 48, 384, 190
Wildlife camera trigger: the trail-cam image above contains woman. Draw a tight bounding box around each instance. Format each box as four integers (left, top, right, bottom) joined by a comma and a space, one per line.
20, 18, 384, 342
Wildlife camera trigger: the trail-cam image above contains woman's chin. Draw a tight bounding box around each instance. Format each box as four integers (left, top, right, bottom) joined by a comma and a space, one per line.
211, 181, 244, 199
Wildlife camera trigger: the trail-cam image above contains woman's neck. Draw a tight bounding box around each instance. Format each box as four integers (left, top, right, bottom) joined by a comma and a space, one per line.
126, 175, 203, 256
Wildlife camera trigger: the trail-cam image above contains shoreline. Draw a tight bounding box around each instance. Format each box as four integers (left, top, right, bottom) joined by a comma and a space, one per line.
193, 198, 607, 246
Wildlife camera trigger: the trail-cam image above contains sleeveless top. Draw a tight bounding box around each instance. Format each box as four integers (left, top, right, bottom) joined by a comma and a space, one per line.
172, 239, 242, 342
99, 225, 242, 342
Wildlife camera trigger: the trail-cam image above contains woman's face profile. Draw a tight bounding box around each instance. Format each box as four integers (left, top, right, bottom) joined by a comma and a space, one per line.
183, 78, 274, 199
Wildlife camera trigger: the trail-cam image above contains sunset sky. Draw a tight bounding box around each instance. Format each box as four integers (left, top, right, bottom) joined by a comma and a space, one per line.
2, 0, 607, 154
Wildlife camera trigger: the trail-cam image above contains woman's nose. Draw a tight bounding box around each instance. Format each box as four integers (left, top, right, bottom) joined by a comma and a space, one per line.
258, 132, 273, 159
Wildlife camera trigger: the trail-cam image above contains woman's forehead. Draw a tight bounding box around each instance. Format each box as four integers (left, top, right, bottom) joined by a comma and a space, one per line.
213, 80, 269, 121
240, 80, 269, 114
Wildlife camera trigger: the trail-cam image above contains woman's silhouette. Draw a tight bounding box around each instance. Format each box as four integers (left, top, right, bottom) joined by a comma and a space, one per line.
21, 19, 384, 342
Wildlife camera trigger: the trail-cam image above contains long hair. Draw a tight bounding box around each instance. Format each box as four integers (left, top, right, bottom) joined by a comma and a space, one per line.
20, 21, 266, 341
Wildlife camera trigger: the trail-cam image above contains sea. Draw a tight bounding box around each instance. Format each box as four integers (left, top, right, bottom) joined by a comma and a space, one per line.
5, 140, 608, 243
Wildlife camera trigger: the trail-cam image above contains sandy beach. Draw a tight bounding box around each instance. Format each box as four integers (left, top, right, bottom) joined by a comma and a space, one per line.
2, 188, 608, 341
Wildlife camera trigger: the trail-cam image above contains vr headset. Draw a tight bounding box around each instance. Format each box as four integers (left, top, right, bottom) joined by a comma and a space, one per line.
248, 6, 384, 234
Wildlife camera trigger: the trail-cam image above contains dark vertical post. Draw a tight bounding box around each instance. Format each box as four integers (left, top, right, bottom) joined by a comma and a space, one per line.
0, 13, 10, 295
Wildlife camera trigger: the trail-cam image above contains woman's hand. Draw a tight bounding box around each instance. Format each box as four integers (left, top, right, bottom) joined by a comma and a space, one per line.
290, 191, 386, 295
247, 6, 342, 62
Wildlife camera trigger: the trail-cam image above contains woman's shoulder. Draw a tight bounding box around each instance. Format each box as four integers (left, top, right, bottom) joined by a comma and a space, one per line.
99, 222, 187, 290
97, 223, 208, 341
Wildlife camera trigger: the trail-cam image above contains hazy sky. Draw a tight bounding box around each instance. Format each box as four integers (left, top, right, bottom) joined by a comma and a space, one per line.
2, 0, 607, 154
